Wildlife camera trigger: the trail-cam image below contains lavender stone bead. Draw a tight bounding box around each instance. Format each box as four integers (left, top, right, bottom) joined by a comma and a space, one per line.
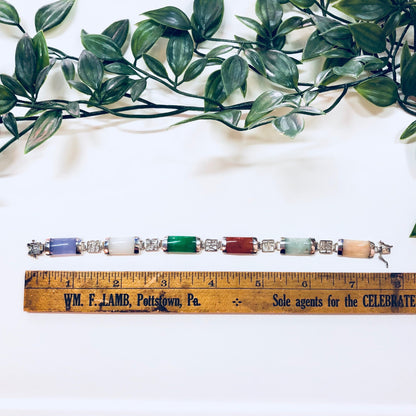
48, 238, 80, 256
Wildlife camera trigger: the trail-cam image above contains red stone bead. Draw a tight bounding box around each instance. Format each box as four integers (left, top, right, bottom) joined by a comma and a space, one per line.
222, 237, 258, 254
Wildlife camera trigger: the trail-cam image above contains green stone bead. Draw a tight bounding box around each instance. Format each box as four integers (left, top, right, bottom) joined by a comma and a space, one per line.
281, 237, 315, 256
165, 236, 199, 253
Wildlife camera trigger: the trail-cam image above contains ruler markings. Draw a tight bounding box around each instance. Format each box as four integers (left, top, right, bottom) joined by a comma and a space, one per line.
24, 271, 416, 314
24, 287, 413, 291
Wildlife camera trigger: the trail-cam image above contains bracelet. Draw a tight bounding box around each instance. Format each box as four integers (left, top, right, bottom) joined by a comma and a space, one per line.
27, 236, 392, 267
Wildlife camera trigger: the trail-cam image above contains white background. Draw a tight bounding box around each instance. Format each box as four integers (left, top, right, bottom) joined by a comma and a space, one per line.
1, 1, 416, 415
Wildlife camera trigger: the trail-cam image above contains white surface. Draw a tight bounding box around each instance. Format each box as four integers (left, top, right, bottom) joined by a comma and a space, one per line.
1, 1, 416, 415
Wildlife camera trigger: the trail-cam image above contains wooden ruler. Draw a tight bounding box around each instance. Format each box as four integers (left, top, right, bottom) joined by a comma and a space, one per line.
24, 271, 416, 314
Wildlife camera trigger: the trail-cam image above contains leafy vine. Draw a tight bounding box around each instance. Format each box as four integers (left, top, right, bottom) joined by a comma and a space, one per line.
0, 0, 415, 235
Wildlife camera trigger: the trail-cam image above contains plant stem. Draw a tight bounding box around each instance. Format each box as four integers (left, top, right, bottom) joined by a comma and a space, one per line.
397, 97, 416, 116
0, 122, 35, 153
126, 60, 225, 110
207, 37, 264, 47
391, 25, 410, 82
323, 86, 348, 113
312, 0, 351, 24
47, 46, 78, 61
16, 23, 26, 34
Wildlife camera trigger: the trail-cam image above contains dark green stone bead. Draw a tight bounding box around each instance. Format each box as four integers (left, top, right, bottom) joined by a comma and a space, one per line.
165, 236, 199, 253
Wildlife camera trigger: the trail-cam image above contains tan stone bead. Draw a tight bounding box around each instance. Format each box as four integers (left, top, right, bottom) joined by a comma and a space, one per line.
339, 239, 375, 258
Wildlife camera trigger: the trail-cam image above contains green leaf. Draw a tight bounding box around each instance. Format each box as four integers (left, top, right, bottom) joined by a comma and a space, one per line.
221, 55, 248, 96
355, 76, 397, 107
321, 26, 353, 48
182, 58, 207, 82
302, 30, 333, 60
2, 112, 18, 136
383, 11, 401, 36
283, 94, 302, 107
61, 58, 75, 81
255, 0, 283, 34
240, 79, 247, 97
143, 6, 191, 31
410, 223, 416, 238
245, 90, 284, 127
81, 32, 123, 61
332, 60, 364, 77
276, 16, 303, 36
15, 34, 36, 95
102, 19, 129, 49
25, 109, 63, 153
350, 56, 385, 71
262, 50, 299, 89
192, 0, 223, 40
78, 50, 103, 91
204, 69, 227, 111
401, 53, 416, 97
273, 113, 304, 137
25, 107, 43, 117
322, 48, 355, 59
244, 49, 266, 76
400, 11, 411, 27
130, 78, 147, 101
104, 62, 136, 75
320, 57, 350, 85
313, 15, 339, 33
314, 68, 333, 86
35, 60, 55, 94
32, 31, 49, 75
35, 0, 75, 32
400, 41, 411, 71
291, 106, 323, 115
0, 86, 16, 115
400, 120, 416, 140
206, 57, 224, 65
65, 101, 79, 117
100, 76, 132, 105
143, 54, 169, 79
206, 45, 233, 58
334, 0, 394, 21
289, 0, 314, 8
303, 90, 318, 105
314, 17, 353, 48
67, 80, 92, 95
0, 0, 19, 26
131, 20, 165, 59
236, 16, 268, 39
174, 109, 241, 128
166, 31, 194, 77
0, 74, 29, 98
256, 32, 286, 50
349, 23, 386, 54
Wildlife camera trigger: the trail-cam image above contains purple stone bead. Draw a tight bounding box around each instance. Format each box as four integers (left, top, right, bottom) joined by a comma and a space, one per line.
49, 238, 80, 256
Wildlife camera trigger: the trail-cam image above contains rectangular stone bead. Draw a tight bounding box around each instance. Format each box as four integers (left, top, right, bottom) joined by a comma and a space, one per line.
105, 237, 139, 255
338, 239, 375, 258
164, 236, 199, 253
280, 237, 315, 255
48, 238, 80, 256
222, 237, 258, 254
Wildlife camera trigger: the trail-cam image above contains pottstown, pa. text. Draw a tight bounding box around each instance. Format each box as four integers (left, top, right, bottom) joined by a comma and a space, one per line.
61, 292, 416, 310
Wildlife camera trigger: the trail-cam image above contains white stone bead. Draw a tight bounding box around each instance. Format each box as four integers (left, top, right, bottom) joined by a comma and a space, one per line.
106, 237, 138, 255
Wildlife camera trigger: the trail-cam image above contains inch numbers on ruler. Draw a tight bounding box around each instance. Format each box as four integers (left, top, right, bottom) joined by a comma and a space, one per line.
24, 271, 416, 314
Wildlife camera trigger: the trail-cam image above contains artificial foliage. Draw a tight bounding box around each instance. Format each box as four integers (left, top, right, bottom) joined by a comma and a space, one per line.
0, 0, 415, 235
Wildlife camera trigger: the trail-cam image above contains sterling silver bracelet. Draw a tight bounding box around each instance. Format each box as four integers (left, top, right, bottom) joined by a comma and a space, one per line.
27, 236, 393, 267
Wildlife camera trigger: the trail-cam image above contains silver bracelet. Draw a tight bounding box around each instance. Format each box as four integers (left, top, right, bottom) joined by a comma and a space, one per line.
27, 236, 393, 267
